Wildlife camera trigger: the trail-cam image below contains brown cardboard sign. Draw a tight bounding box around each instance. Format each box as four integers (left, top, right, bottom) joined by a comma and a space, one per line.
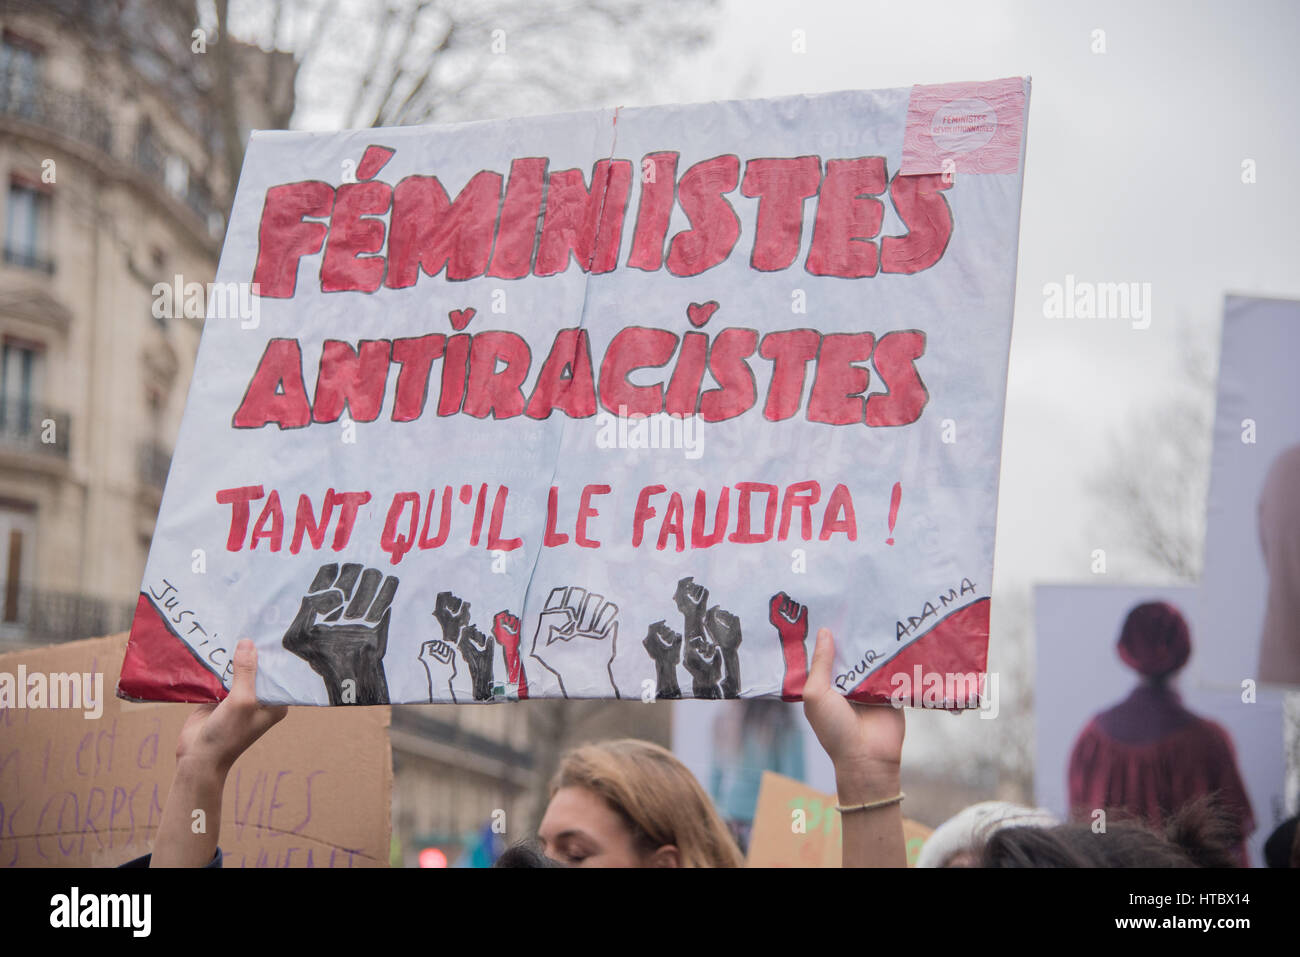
746, 770, 932, 867
0, 634, 391, 867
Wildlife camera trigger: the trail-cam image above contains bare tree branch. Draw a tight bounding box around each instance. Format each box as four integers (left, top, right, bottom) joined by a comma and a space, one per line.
264, 0, 718, 130
1086, 335, 1216, 581
344, 1, 398, 128
374, 8, 451, 127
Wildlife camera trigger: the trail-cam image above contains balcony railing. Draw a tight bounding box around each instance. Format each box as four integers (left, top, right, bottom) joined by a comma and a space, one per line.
0, 584, 136, 644
2, 244, 55, 274
0, 402, 70, 458
1, 73, 219, 230
0, 72, 112, 154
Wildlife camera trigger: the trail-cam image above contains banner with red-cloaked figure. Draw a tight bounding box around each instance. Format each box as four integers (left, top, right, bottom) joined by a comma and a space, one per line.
119, 78, 1030, 706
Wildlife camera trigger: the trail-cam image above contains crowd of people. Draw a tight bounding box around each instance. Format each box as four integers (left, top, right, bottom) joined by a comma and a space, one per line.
128, 620, 1298, 869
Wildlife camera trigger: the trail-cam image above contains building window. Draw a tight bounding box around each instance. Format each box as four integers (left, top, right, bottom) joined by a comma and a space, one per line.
0, 32, 42, 118
0, 505, 35, 627
4, 178, 53, 273
165, 154, 190, 199
136, 119, 163, 177
0, 338, 44, 438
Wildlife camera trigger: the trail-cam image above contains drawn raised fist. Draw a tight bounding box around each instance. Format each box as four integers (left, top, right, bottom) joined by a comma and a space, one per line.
673, 577, 709, 636
682, 633, 723, 699
668, 575, 744, 700
282, 562, 397, 705
642, 620, 683, 700
494, 611, 528, 700
705, 606, 743, 698
769, 592, 809, 701
432, 591, 470, 644
419, 638, 458, 702
531, 586, 620, 699
457, 622, 496, 702
428, 590, 496, 701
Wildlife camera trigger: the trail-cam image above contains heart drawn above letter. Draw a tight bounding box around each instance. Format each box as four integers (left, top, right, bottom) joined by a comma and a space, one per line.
687, 301, 719, 327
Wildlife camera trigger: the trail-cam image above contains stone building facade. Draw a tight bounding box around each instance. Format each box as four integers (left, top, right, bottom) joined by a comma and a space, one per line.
0, 1, 288, 646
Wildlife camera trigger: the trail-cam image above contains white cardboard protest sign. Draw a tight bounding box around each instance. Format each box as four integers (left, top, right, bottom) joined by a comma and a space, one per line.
1197, 295, 1300, 690
121, 79, 1029, 706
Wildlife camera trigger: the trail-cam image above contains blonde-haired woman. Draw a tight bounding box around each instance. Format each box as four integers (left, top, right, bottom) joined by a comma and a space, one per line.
141, 641, 744, 867
538, 739, 743, 867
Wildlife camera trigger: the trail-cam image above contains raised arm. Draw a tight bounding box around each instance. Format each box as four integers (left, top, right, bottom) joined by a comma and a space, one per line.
801, 628, 907, 868
150, 639, 288, 867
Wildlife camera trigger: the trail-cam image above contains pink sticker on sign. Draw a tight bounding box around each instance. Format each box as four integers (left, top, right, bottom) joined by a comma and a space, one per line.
901, 77, 1027, 176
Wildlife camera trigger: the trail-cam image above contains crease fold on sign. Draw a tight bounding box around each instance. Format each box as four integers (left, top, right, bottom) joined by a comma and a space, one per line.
514, 107, 625, 675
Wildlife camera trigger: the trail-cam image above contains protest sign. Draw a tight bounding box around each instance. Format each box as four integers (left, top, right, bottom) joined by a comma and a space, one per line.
122, 79, 1029, 706
0, 634, 391, 867
1035, 585, 1286, 866
746, 771, 931, 867
1197, 296, 1300, 689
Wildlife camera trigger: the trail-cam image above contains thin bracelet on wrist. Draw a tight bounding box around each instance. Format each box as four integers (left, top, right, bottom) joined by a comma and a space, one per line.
835, 792, 905, 814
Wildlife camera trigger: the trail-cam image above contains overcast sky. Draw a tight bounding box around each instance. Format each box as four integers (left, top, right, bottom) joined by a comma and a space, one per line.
648, 0, 1300, 771
640, 0, 1300, 592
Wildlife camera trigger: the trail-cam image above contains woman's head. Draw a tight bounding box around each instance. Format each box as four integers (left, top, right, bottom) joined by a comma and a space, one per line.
979, 796, 1240, 868
537, 739, 743, 868
915, 801, 1059, 867
1117, 601, 1191, 682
